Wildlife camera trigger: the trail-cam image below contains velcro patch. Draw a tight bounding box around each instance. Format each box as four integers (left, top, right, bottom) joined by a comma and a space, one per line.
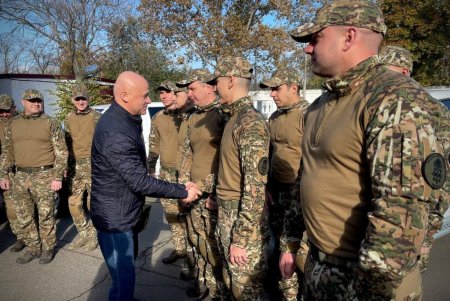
258, 157, 269, 175
422, 153, 446, 189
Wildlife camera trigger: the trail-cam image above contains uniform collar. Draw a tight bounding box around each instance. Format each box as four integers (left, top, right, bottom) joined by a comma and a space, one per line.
228, 96, 252, 116
21, 112, 42, 119
323, 56, 381, 97
75, 107, 92, 115
196, 98, 220, 113
277, 99, 309, 113
163, 107, 177, 115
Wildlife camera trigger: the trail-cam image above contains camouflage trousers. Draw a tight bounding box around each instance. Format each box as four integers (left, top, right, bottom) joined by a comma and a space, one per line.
159, 167, 188, 254
11, 169, 57, 252
268, 185, 305, 301
66, 159, 96, 239
303, 250, 422, 301
216, 205, 269, 301
186, 198, 224, 298
2, 175, 23, 240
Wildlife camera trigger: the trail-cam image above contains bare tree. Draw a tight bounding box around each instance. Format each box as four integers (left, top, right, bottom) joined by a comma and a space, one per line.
29, 43, 59, 74
0, 32, 22, 73
0, 0, 129, 78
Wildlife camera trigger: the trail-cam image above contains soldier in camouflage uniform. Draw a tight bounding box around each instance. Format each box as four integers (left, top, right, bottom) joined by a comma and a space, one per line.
0, 94, 25, 252
290, 0, 449, 300
213, 57, 270, 301
173, 84, 197, 280
148, 81, 188, 264
380, 45, 450, 273
379, 45, 414, 76
178, 69, 227, 301
0, 89, 68, 264
64, 85, 100, 251
259, 68, 309, 301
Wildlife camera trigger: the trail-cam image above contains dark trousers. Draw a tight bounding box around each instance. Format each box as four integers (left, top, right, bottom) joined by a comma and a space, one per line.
98, 230, 138, 301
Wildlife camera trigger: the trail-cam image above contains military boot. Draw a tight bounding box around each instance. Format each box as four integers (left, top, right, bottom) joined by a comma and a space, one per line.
186, 284, 208, 298
16, 249, 41, 264
10, 239, 25, 252
39, 249, 54, 264
82, 237, 98, 251
162, 250, 186, 264
66, 237, 88, 250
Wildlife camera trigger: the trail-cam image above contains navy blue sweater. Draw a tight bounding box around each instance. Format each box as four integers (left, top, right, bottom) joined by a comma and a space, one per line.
91, 101, 187, 232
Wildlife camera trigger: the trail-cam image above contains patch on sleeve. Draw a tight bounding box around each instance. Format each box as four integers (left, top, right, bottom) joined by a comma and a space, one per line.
422, 153, 446, 189
258, 157, 269, 175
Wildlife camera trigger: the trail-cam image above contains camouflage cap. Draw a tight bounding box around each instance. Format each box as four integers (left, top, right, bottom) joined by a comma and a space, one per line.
212, 56, 253, 80
176, 69, 215, 87
0, 94, 14, 110
22, 89, 44, 101
72, 85, 89, 99
260, 68, 303, 88
379, 45, 413, 73
290, 0, 387, 43
174, 85, 188, 93
156, 80, 177, 92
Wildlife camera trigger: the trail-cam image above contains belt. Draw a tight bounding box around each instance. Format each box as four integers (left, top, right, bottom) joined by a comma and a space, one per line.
75, 158, 90, 164
161, 166, 177, 173
217, 198, 240, 210
16, 165, 53, 173
309, 242, 357, 268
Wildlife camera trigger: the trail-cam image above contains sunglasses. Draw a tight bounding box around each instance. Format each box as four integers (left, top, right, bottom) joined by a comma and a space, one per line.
74, 97, 88, 102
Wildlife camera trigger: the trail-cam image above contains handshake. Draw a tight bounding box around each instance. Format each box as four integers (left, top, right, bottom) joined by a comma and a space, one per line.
183, 182, 202, 203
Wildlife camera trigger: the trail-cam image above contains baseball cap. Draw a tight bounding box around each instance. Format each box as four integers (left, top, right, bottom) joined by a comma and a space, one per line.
173, 86, 188, 93
0, 94, 14, 110
260, 68, 303, 88
176, 69, 215, 87
156, 80, 177, 92
290, 0, 387, 43
379, 45, 413, 73
211, 56, 253, 80
72, 85, 89, 99
22, 89, 44, 101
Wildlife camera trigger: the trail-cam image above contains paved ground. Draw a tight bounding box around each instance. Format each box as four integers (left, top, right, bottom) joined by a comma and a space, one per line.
0, 199, 449, 301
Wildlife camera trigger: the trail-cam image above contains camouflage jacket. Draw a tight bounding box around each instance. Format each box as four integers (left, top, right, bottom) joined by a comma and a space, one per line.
64, 108, 101, 161
216, 96, 270, 248
179, 100, 226, 194
302, 56, 449, 291
0, 112, 68, 180
268, 100, 309, 253
147, 108, 181, 173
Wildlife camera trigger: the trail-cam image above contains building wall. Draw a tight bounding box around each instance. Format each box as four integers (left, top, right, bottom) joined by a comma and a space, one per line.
250, 89, 324, 119
0, 77, 60, 116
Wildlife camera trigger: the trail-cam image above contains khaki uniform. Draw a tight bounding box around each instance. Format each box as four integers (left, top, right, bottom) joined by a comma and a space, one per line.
148, 108, 187, 254
216, 96, 270, 300
0, 113, 67, 253
267, 100, 309, 301
0, 117, 21, 240
64, 109, 100, 240
179, 100, 227, 298
301, 57, 448, 301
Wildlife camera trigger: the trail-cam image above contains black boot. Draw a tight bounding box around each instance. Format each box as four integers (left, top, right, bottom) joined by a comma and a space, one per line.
162, 250, 186, 264
39, 249, 54, 264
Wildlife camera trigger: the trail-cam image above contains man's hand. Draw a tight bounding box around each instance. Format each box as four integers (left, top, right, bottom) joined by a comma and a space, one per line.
205, 196, 218, 210
51, 180, 62, 191
229, 244, 248, 266
183, 183, 201, 203
0, 179, 9, 190
279, 252, 296, 279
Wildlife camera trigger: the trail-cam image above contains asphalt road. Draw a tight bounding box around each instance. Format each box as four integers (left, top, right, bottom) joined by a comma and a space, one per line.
0, 200, 449, 301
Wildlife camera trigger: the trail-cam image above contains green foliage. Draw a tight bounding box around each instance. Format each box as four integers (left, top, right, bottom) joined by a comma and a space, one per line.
380, 0, 450, 86
50, 79, 112, 122
99, 16, 187, 101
